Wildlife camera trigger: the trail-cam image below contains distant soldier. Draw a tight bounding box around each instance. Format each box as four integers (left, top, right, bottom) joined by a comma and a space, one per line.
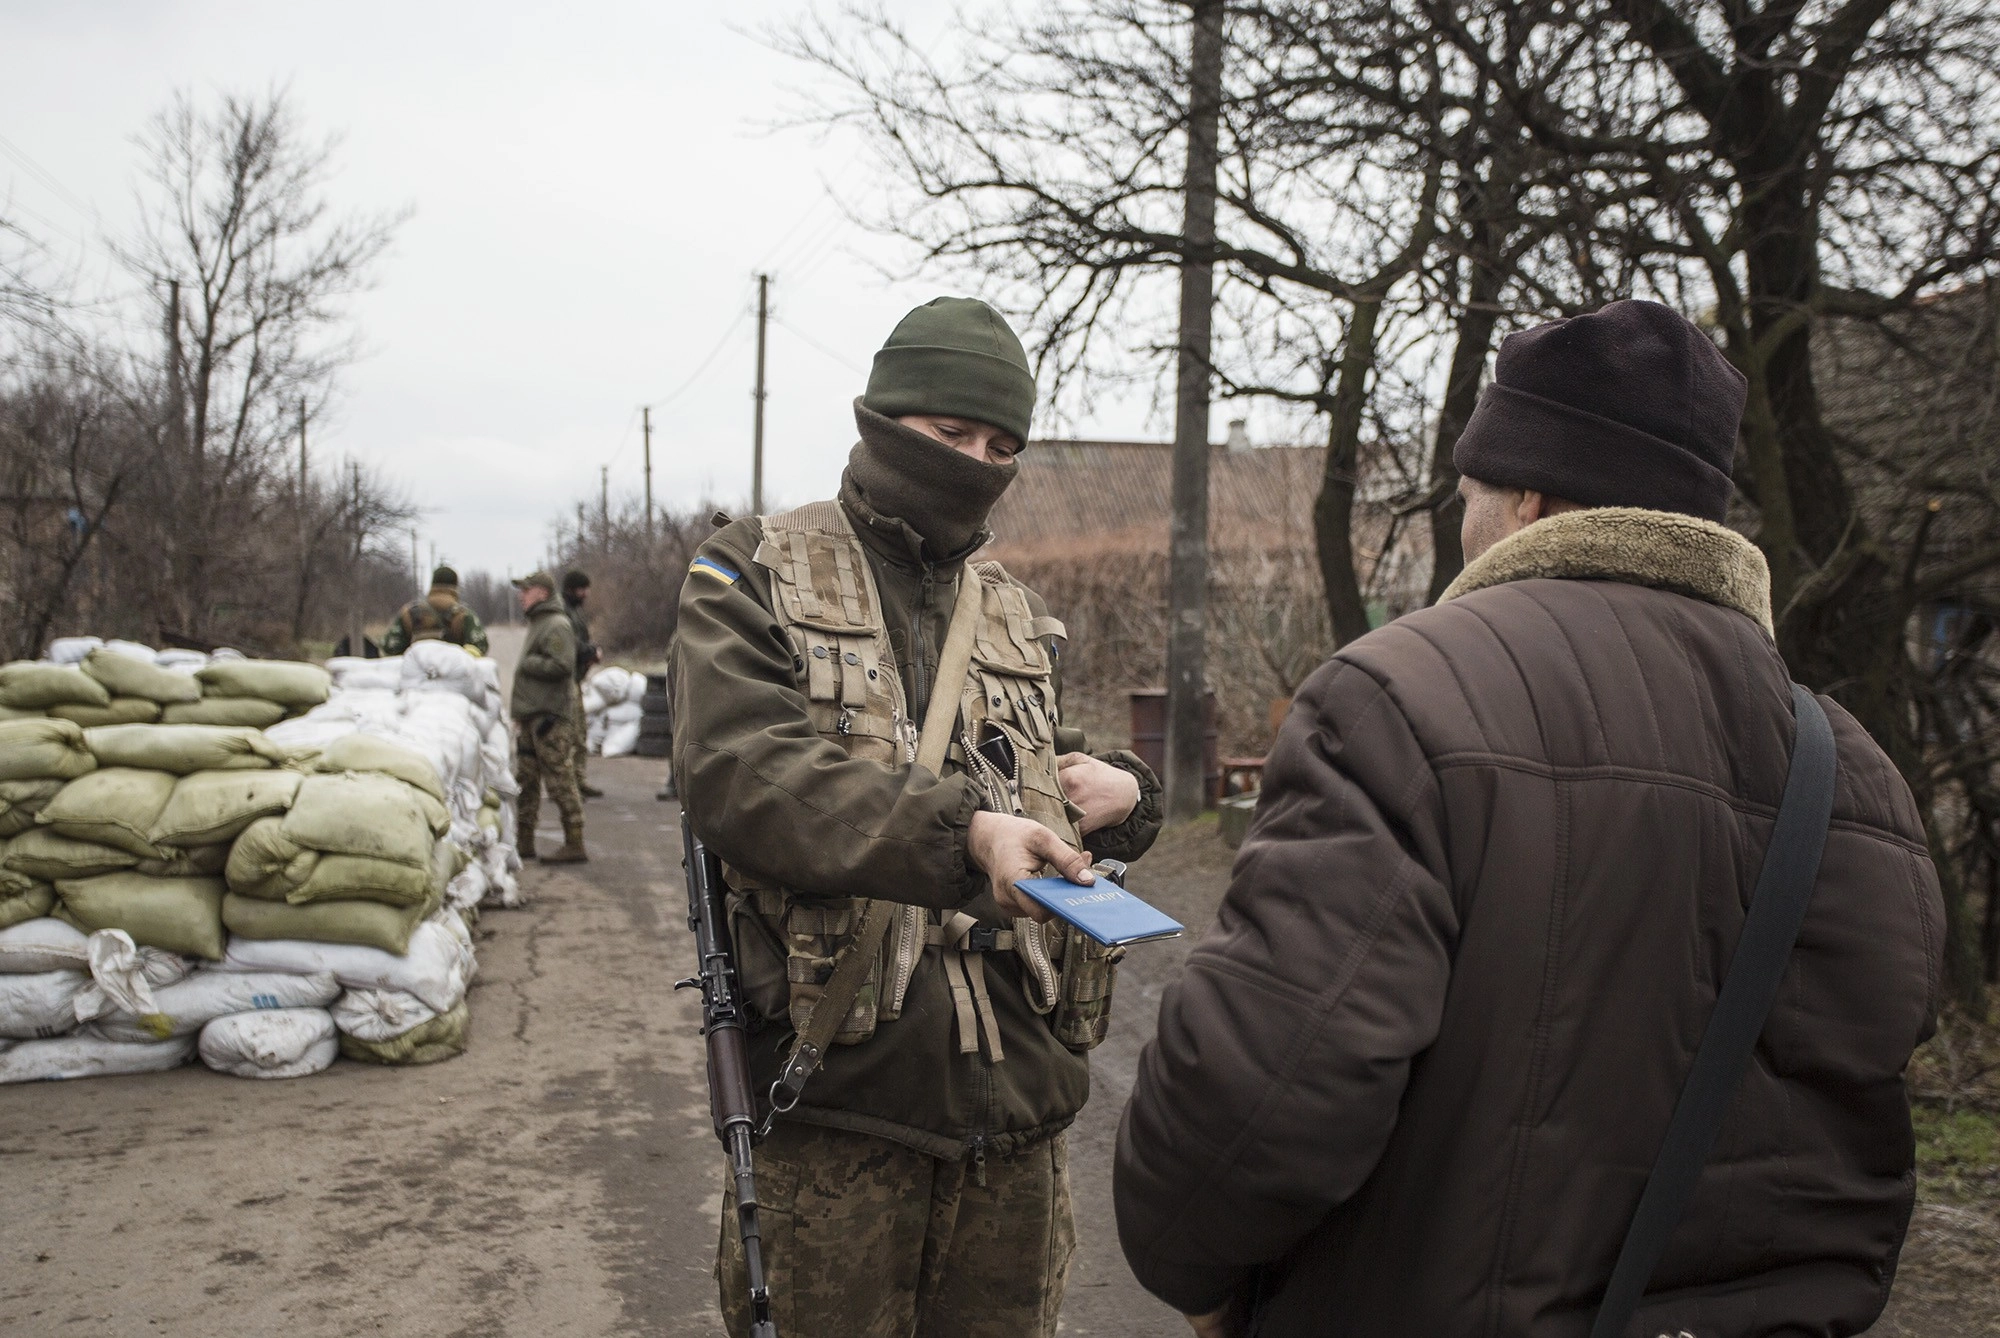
510, 570, 586, 864
380, 565, 489, 656
562, 570, 604, 799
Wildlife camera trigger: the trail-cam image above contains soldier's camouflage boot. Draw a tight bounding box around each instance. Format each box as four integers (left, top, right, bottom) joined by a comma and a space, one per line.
543, 817, 588, 864
516, 829, 537, 861
580, 781, 605, 799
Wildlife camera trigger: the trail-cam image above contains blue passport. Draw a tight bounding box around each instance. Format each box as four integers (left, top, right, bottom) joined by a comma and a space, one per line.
1014, 877, 1185, 947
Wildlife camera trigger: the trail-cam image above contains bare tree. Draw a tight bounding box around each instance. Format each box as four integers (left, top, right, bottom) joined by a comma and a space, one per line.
115, 88, 405, 640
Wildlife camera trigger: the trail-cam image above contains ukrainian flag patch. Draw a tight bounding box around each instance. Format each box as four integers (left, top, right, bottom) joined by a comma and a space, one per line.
688, 557, 740, 585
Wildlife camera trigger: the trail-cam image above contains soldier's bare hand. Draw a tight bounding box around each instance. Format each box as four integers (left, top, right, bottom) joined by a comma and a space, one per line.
1056, 753, 1141, 835
967, 811, 1093, 921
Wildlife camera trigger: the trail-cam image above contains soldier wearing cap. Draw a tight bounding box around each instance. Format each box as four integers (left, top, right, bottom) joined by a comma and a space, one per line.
673, 297, 1163, 1337
511, 569, 586, 863
381, 564, 489, 655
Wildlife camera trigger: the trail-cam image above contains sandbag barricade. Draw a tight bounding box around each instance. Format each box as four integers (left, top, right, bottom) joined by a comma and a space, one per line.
0, 635, 524, 1082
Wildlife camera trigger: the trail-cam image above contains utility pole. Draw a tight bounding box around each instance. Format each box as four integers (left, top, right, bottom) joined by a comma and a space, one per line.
348, 462, 365, 657
297, 399, 308, 500
1164, 0, 1224, 821
164, 279, 185, 459
600, 465, 610, 546
642, 405, 655, 545
410, 529, 421, 594
752, 273, 770, 515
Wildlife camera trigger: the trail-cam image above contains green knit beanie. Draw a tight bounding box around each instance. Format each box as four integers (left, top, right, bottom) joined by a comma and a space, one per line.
862, 297, 1036, 445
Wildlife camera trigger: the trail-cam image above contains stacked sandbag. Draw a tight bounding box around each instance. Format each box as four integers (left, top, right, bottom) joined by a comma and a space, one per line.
583, 665, 646, 757
224, 909, 476, 1065
222, 767, 452, 956
175, 658, 331, 727
0, 921, 201, 1083
62, 646, 203, 728
0, 720, 99, 929
0, 660, 110, 718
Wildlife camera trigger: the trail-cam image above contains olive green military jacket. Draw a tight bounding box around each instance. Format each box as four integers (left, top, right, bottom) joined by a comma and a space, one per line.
511, 598, 577, 720
672, 478, 1162, 1160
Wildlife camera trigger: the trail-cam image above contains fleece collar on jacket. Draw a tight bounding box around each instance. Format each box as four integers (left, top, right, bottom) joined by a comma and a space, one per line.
1438, 506, 1774, 635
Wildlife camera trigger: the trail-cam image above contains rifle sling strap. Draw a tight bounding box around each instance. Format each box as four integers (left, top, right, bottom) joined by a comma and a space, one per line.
769, 568, 987, 1113
1589, 683, 1837, 1337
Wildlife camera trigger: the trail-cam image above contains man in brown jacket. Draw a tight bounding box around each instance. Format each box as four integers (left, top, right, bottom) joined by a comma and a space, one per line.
1114, 300, 1944, 1337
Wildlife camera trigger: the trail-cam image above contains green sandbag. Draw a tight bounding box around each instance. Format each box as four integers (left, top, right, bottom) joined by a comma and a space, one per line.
5, 828, 141, 880
38, 768, 177, 858
0, 779, 65, 839
339, 1000, 469, 1066
160, 698, 289, 728
312, 734, 446, 801
281, 773, 434, 866
151, 770, 302, 849
0, 841, 43, 899
134, 845, 230, 878
55, 873, 228, 960
0, 719, 98, 783
0, 705, 43, 721
285, 853, 436, 908
0, 883, 56, 930
48, 698, 164, 727
80, 648, 202, 704
224, 816, 315, 897
195, 660, 331, 708
222, 888, 435, 955
85, 724, 282, 775
0, 661, 111, 710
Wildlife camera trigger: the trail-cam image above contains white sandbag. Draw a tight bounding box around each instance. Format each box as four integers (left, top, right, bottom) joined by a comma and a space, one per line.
582, 683, 610, 717
262, 716, 361, 754
326, 656, 404, 693
152, 649, 209, 675
48, 637, 103, 665
68, 927, 197, 1023
330, 986, 439, 1042
103, 639, 159, 662
198, 1007, 338, 1078
605, 700, 644, 725
399, 640, 485, 702
87, 968, 339, 1041
444, 861, 488, 912
0, 970, 88, 1038
216, 913, 472, 1013
602, 718, 641, 758
0, 917, 90, 973
0, 1031, 195, 1083
587, 713, 608, 754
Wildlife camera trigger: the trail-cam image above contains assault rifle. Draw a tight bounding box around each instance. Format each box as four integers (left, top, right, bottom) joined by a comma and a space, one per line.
676, 813, 778, 1338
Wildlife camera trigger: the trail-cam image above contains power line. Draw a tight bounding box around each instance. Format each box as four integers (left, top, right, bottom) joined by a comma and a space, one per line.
650, 303, 752, 408
0, 133, 96, 219
772, 314, 865, 373
604, 405, 641, 469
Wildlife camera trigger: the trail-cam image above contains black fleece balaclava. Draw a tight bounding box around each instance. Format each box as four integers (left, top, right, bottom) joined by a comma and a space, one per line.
845, 400, 1016, 560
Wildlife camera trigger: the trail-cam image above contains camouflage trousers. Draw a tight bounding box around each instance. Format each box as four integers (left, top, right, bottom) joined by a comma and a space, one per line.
514, 711, 583, 836
569, 681, 589, 790
718, 1122, 1075, 1338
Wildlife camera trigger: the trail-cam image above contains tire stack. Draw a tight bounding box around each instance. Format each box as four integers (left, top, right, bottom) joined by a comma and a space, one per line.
634, 673, 672, 759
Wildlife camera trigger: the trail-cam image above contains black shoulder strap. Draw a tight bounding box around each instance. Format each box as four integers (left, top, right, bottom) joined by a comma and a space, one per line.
1590, 683, 1838, 1338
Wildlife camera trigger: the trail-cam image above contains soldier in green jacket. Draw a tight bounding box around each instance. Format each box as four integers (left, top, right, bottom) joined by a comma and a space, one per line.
672, 297, 1162, 1338
511, 570, 586, 864
381, 565, 489, 655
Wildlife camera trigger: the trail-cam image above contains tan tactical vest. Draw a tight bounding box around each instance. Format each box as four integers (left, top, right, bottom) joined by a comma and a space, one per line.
725, 500, 1118, 1058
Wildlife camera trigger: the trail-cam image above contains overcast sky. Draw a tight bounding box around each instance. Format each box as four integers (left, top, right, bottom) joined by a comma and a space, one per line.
0, 1, 1187, 582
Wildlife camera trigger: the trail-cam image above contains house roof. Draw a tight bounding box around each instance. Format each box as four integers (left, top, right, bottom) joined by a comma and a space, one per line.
984, 440, 1328, 561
